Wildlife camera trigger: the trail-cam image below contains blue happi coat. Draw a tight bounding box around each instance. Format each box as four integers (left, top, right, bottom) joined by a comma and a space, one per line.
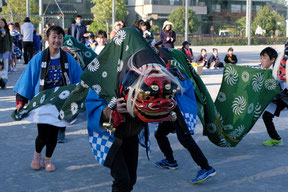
14, 50, 82, 100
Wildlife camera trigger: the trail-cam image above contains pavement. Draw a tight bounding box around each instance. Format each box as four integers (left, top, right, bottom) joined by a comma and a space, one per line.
1, 45, 288, 192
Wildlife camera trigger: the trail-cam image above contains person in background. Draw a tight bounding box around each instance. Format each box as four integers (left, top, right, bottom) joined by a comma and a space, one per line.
94, 30, 107, 55
181, 41, 194, 62
14, 22, 22, 61
110, 21, 124, 40
9, 22, 21, 72
207, 48, 224, 69
224, 47, 238, 65
196, 49, 208, 68
0, 18, 12, 89
139, 20, 155, 47
33, 29, 41, 56
85, 33, 97, 49
72, 15, 87, 44
159, 21, 176, 48
21, 17, 34, 64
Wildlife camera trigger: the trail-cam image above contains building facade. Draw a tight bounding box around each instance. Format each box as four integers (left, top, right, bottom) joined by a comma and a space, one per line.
126, 0, 207, 29
38, 0, 94, 28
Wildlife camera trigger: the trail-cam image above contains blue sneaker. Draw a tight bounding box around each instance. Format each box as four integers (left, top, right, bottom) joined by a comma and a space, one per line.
155, 159, 178, 170
192, 167, 216, 184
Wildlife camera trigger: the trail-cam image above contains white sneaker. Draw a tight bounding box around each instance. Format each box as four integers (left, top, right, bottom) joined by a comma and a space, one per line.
13, 67, 17, 72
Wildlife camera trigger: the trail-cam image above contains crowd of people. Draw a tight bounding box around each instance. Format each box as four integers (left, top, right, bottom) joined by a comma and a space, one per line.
1, 15, 287, 192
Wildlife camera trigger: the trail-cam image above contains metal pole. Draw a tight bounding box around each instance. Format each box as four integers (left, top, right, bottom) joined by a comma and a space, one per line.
185, 0, 188, 41
246, 0, 252, 45
112, 0, 115, 27
286, 2, 288, 37
39, 0, 43, 35
26, 0, 30, 17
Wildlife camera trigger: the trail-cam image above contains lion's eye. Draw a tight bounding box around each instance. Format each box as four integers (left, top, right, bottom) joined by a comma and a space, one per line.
151, 85, 159, 91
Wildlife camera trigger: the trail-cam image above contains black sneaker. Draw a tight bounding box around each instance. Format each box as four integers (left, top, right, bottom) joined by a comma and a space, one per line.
155, 159, 178, 170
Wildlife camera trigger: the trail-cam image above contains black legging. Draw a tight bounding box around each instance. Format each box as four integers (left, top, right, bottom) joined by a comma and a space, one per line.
155, 108, 211, 170
23, 41, 33, 64
110, 135, 139, 192
35, 124, 62, 158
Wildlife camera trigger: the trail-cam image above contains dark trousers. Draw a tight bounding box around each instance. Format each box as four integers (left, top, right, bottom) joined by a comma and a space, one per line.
110, 135, 139, 192
35, 124, 62, 157
23, 41, 33, 64
263, 99, 287, 140
155, 109, 210, 170
0, 78, 7, 88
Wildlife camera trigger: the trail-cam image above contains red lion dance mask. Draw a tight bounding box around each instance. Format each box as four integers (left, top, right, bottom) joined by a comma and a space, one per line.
121, 64, 181, 123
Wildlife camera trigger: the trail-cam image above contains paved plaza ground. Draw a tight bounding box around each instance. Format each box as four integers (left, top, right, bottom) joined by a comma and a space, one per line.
1, 45, 287, 192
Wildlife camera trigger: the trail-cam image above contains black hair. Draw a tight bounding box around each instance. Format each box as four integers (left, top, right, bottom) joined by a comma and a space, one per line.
46, 26, 65, 38
133, 20, 144, 29
97, 30, 107, 38
119, 20, 125, 28
145, 21, 151, 30
213, 48, 218, 52
228, 47, 233, 52
76, 15, 82, 19
201, 49, 207, 52
89, 34, 95, 39
260, 47, 278, 61
0, 18, 9, 33
24, 17, 31, 22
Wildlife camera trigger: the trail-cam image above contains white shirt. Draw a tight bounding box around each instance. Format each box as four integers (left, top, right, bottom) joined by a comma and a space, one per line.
95, 45, 105, 55
21, 22, 34, 42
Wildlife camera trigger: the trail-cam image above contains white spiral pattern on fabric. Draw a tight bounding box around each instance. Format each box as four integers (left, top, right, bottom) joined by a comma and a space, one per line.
232, 96, 247, 115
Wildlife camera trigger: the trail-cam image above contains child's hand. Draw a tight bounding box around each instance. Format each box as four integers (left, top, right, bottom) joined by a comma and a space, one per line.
166, 37, 170, 41
116, 98, 127, 114
171, 37, 174, 42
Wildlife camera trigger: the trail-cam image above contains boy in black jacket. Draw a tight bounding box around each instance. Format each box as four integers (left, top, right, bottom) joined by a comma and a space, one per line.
224, 47, 238, 65
207, 48, 223, 69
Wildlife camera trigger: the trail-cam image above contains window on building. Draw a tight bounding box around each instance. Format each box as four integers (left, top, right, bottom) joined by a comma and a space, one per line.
242, 5, 246, 12
212, 4, 221, 12
70, 0, 83, 3
231, 4, 241, 13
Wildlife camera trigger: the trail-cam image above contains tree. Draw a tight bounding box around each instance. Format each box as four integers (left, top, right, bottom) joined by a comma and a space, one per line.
90, 0, 127, 37
236, 16, 246, 36
236, 6, 285, 37
168, 7, 199, 34
0, 0, 39, 24
252, 6, 285, 37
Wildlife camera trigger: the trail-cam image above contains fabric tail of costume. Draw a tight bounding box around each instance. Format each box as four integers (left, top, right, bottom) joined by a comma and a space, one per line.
160, 48, 280, 147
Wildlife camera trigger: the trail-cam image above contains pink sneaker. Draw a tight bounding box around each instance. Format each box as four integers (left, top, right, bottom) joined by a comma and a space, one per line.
43, 158, 55, 172
31, 152, 41, 170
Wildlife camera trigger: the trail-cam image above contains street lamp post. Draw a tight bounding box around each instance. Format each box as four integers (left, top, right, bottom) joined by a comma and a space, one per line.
39, 0, 44, 35
112, 0, 115, 27
246, 0, 252, 45
26, 0, 30, 17
185, 0, 188, 41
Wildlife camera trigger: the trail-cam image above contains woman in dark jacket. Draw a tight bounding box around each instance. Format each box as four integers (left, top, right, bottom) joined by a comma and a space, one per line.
159, 21, 176, 48
0, 18, 12, 89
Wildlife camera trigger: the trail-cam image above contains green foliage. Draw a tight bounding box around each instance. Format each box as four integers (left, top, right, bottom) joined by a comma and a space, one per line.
150, 25, 160, 34
0, 0, 40, 24
251, 6, 285, 37
236, 6, 285, 37
89, 21, 106, 34
168, 7, 199, 34
91, 0, 127, 34
236, 16, 246, 36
